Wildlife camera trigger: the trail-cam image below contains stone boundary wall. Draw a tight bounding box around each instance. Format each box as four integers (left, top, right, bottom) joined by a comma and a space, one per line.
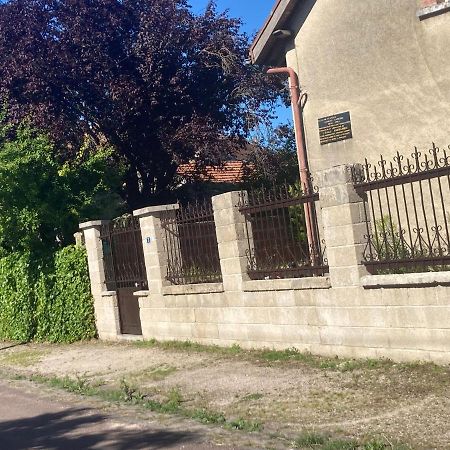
80, 165, 450, 364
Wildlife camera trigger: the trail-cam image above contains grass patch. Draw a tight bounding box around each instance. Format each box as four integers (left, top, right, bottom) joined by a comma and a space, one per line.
292, 433, 409, 450
321, 439, 358, 450
225, 418, 263, 432
293, 431, 328, 447
256, 347, 387, 372
0, 349, 48, 367
241, 392, 263, 401
134, 339, 243, 356
30, 374, 96, 395
132, 339, 395, 373
24, 372, 262, 433
190, 408, 226, 424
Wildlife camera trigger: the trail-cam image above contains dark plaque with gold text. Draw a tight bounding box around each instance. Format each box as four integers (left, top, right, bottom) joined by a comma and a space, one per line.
318, 111, 352, 145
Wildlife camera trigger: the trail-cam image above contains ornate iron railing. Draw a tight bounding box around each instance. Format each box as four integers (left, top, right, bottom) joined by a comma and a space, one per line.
237, 181, 328, 280
161, 201, 222, 285
100, 216, 148, 290
352, 143, 450, 273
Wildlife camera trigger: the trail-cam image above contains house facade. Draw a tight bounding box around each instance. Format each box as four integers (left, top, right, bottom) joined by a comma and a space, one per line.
251, 0, 450, 173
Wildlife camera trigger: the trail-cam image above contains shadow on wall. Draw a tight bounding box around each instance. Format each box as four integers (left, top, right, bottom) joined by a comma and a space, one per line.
0, 408, 198, 450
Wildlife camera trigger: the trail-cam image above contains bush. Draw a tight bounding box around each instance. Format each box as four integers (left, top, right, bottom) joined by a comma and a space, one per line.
0, 252, 36, 342
0, 111, 124, 255
0, 245, 96, 343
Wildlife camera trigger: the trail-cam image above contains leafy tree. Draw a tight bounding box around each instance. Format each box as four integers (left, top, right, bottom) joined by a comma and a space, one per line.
0, 0, 283, 208
243, 123, 300, 189
0, 111, 123, 254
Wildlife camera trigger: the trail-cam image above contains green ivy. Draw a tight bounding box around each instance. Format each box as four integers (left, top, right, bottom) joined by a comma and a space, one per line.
0, 252, 36, 341
0, 245, 96, 343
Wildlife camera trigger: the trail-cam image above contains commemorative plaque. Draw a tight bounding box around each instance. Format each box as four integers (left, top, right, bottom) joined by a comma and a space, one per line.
318, 111, 353, 145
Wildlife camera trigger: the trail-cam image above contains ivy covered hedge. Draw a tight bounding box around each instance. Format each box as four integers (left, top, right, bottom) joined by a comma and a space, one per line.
0, 245, 96, 343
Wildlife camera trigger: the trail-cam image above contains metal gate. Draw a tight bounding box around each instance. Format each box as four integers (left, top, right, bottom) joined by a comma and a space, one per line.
100, 216, 148, 335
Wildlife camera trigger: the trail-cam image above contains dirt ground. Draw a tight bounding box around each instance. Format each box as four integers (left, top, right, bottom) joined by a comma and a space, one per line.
0, 340, 449, 449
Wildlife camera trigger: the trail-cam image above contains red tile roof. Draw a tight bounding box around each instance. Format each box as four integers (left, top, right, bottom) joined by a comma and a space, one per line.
177, 161, 247, 184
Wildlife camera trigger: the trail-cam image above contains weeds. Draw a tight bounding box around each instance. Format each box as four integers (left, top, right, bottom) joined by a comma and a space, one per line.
256, 347, 387, 373
30, 374, 94, 395
190, 408, 226, 425
292, 434, 408, 450
134, 339, 243, 357
293, 431, 328, 447
24, 372, 261, 433
321, 439, 358, 450
119, 378, 146, 403
225, 418, 263, 432
132, 339, 395, 373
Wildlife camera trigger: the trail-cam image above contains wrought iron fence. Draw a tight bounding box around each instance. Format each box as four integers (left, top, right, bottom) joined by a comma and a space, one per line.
100, 216, 148, 290
161, 201, 222, 285
237, 181, 328, 280
352, 143, 450, 273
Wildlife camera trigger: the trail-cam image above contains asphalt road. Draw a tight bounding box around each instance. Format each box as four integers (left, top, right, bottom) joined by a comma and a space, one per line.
0, 381, 243, 450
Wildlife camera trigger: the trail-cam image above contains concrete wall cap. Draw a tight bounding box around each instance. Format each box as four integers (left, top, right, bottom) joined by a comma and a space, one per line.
162, 282, 224, 296
417, 1, 450, 20
133, 290, 150, 297
79, 220, 110, 230
212, 190, 242, 203
362, 271, 450, 289
243, 276, 331, 292
133, 203, 179, 217
101, 291, 117, 297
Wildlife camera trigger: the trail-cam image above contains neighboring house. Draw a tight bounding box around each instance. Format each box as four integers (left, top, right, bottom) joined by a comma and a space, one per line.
177, 161, 247, 185
174, 143, 261, 200
251, 0, 450, 173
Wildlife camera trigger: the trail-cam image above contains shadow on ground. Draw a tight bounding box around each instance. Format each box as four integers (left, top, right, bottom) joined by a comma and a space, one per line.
0, 408, 199, 449
0, 342, 25, 351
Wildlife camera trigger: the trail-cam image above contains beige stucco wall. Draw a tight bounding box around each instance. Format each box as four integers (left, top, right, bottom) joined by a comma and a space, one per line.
283, 0, 450, 173
137, 281, 450, 364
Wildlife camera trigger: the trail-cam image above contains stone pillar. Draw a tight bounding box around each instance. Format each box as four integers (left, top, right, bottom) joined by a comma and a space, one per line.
133, 204, 179, 294
318, 165, 369, 288
212, 191, 250, 292
79, 221, 108, 299
73, 231, 84, 246
79, 220, 121, 339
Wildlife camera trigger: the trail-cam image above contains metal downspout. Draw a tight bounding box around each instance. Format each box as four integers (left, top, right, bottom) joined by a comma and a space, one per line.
267, 67, 319, 262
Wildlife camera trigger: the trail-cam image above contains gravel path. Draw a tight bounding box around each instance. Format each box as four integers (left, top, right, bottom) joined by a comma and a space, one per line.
1, 340, 449, 449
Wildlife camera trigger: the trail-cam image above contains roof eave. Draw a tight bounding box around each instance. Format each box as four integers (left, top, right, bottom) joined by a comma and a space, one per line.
250, 0, 298, 66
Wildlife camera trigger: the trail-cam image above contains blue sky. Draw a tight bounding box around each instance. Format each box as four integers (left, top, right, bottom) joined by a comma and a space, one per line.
189, 0, 275, 38
189, 0, 292, 126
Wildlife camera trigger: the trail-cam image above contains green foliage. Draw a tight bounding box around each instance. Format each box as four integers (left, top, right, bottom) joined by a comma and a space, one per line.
288, 183, 308, 244
35, 245, 96, 343
244, 123, 299, 190
0, 252, 36, 341
190, 408, 226, 425
293, 431, 328, 447
0, 245, 96, 343
373, 216, 410, 262
225, 418, 263, 432
292, 433, 406, 450
371, 216, 450, 274
134, 338, 244, 356
0, 115, 123, 254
